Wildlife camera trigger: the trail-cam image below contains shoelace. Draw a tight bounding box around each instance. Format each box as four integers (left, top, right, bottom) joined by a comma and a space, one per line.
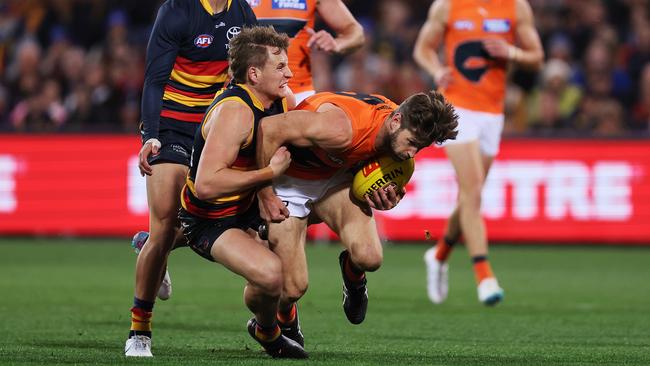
132, 336, 150, 351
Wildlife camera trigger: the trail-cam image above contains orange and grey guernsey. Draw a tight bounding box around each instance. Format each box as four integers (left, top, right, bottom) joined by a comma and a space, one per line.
248, 0, 317, 93
286, 92, 398, 180
140, 0, 257, 141
442, 0, 516, 114
181, 84, 287, 219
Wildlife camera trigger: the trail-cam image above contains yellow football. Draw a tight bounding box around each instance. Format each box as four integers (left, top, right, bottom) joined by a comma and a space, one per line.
351, 155, 415, 201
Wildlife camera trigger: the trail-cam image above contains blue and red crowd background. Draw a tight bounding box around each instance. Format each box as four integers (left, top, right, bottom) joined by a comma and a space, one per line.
0, 0, 648, 243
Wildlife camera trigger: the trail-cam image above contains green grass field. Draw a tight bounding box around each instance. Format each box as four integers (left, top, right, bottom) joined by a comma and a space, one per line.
0, 239, 649, 366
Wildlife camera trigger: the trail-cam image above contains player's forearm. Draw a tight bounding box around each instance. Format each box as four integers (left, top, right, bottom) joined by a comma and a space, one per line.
194, 167, 274, 201
413, 45, 444, 79
334, 23, 364, 54
510, 45, 544, 71
140, 81, 165, 141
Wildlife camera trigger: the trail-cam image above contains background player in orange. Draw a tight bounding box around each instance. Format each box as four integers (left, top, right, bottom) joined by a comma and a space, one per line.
248, 0, 364, 103
413, 0, 543, 305
256, 90, 458, 348
125, 0, 257, 357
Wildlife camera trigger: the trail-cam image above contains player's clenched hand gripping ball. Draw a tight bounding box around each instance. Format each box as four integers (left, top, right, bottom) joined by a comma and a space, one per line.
352, 155, 415, 201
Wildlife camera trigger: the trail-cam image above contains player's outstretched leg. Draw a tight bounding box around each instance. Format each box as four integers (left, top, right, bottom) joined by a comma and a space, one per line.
131, 231, 172, 301
338, 250, 368, 324
277, 303, 304, 346
247, 318, 308, 359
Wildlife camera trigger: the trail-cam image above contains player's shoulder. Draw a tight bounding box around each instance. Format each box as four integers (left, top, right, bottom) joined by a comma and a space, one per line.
158, 0, 192, 21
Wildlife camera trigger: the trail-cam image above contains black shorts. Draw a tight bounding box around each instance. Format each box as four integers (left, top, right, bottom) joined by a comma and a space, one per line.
141, 117, 199, 167
178, 203, 264, 261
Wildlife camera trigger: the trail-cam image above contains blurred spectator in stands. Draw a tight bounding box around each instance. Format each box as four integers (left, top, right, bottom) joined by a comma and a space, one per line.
575, 39, 632, 105
10, 78, 66, 131
631, 63, 650, 132
593, 98, 626, 137
5, 37, 41, 108
527, 59, 582, 134
371, 0, 417, 65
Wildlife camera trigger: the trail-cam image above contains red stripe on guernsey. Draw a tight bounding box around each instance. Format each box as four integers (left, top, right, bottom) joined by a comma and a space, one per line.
182, 191, 253, 219
164, 85, 216, 99
174, 56, 229, 76
233, 155, 254, 167
160, 110, 204, 123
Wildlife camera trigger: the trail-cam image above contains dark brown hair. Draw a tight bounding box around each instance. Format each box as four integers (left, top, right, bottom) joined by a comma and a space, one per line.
397, 90, 459, 146
228, 26, 290, 84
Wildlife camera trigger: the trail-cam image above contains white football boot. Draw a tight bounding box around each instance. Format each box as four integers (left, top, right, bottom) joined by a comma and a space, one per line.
424, 247, 449, 304
125, 335, 153, 357
477, 277, 504, 306
157, 269, 172, 300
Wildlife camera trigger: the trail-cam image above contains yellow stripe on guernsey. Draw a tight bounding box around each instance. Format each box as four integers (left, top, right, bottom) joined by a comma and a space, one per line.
162, 91, 214, 107
200, 96, 251, 139
185, 178, 246, 203
200, 0, 233, 14
238, 84, 266, 111
169, 69, 229, 89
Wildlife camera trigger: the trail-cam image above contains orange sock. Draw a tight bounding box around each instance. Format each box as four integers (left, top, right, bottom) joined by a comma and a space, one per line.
472, 257, 494, 284
277, 303, 296, 325
435, 237, 455, 262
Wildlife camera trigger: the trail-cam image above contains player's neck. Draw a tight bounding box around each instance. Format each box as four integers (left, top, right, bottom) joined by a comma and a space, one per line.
247, 84, 276, 110
374, 116, 391, 152
209, 0, 228, 14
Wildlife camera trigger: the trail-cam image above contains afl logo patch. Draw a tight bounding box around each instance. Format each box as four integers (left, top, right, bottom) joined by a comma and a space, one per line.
194, 34, 213, 48
226, 26, 241, 41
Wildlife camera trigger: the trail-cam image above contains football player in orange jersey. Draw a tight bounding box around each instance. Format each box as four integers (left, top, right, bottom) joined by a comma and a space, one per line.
413, 0, 543, 305
248, 0, 364, 103
256, 90, 458, 348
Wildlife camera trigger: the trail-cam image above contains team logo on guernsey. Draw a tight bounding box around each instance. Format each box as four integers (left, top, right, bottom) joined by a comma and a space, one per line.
483, 19, 511, 33
272, 0, 307, 10
453, 20, 474, 31
194, 34, 213, 48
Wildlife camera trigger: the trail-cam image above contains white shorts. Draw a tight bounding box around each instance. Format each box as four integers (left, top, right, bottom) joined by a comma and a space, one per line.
440, 107, 504, 156
294, 90, 316, 105
273, 170, 352, 218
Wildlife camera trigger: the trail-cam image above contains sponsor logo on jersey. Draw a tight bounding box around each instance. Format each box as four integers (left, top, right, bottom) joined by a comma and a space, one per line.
194, 34, 213, 48
272, 0, 307, 11
215, 21, 226, 29
246, 0, 260, 7
483, 19, 511, 33
226, 26, 241, 41
453, 19, 474, 31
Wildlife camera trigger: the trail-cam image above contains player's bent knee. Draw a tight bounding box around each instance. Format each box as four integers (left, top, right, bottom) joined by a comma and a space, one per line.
253, 259, 283, 296
350, 246, 383, 272
283, 278, 309, 303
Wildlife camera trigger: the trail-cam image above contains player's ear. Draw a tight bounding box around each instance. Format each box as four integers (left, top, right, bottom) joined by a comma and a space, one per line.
389, 112, 402, 132
248, 66, 260, 84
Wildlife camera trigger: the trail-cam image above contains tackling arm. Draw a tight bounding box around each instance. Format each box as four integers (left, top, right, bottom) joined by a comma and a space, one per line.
256, 106, 351, 168
194, 101, 288, 200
